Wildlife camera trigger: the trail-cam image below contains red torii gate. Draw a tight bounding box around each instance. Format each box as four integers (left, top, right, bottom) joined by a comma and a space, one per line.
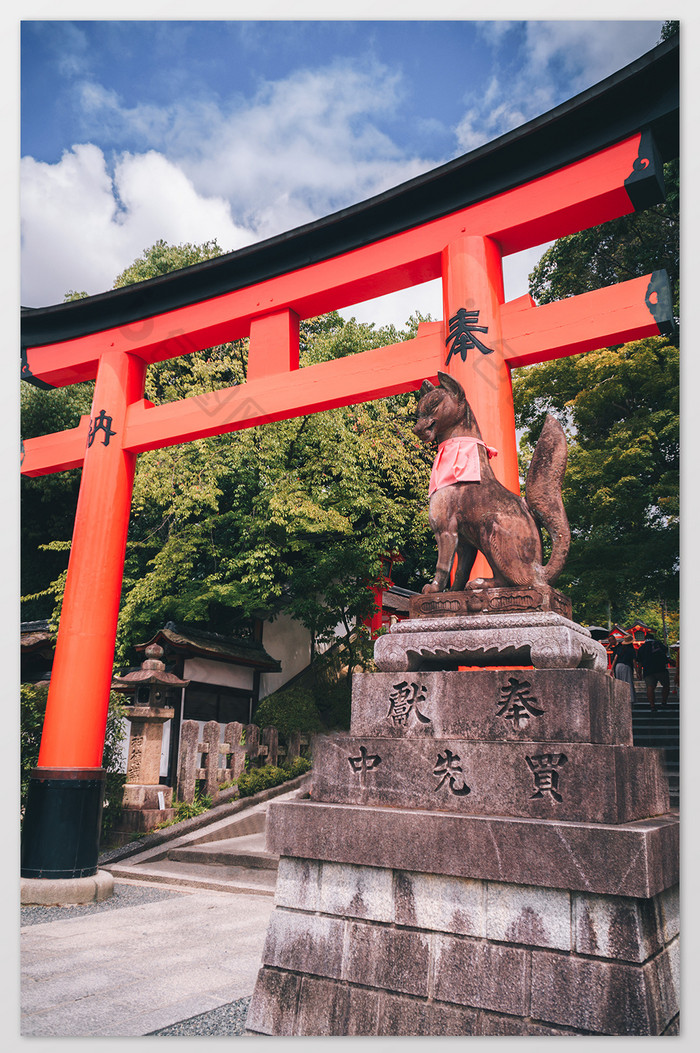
20, 39, 678, 881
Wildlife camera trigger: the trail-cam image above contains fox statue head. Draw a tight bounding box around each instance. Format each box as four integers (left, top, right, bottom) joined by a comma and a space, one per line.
413, 371, 482, 446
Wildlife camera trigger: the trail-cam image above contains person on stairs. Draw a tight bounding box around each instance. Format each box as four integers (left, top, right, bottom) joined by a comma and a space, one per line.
637, 631, 671, 713
609, 633, 636, 707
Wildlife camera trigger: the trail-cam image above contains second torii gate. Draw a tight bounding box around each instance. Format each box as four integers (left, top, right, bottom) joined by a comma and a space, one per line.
20, 38, 678, 882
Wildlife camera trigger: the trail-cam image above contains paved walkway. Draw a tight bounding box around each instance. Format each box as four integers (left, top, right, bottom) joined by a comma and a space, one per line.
20, 879, 274, 1037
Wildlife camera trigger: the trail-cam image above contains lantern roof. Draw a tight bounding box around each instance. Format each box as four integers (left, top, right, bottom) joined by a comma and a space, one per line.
111, 643, 189, 694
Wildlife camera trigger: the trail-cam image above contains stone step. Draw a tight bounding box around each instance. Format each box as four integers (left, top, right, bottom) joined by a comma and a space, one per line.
107, 857, 279, 896
167, 831, 278, 870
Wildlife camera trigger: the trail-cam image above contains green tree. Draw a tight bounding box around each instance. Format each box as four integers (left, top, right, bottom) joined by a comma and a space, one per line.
21, 382, 93, 623
513, 158, 679, 632
115, 278, 435, 668
513, 337, 678, 628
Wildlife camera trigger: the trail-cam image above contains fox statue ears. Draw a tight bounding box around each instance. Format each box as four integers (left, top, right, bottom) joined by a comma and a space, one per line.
418, 372, 467, 402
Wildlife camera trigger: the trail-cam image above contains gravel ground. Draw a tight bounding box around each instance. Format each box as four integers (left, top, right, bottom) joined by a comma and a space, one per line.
20, 880, 188, 927
147, 997, 254, 1036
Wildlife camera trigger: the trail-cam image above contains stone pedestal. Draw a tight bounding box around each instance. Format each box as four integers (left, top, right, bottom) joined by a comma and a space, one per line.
117, 705, 176, 835
374, 612, 608, 672
247, 610, 679, 1036
408, 583, 572, 620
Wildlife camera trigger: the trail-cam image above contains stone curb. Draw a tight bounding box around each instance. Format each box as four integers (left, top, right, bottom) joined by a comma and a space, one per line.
21, 868, 114, 906
98, 772, 311, 865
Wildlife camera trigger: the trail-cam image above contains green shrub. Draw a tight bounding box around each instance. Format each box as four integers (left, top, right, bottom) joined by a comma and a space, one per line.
237, 757, 312, 797
237, 764, 289, 797
174, 790, 212, 820
282, 756, 312, 779
154, 788, 213, 829
253, 684, 324, 740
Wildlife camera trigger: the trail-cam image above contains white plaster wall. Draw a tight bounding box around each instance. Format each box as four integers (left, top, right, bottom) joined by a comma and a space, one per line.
258, 613, 312, 699
183, 656, 255, 690
258, 613, 352, 699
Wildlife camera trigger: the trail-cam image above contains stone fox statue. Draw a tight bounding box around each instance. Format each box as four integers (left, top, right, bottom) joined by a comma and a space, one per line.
414, 372, 570, 594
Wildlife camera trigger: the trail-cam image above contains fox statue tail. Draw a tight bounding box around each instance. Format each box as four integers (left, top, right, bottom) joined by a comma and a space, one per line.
525, 414, 570, 585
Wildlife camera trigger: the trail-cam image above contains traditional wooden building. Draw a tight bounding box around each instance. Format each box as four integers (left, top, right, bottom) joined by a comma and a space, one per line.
20, 620, 54, 685
131, 623, 281, 788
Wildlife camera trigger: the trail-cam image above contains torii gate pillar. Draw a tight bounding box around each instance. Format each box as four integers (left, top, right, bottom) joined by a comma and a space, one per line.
21, 352, 146, 881
442, 236, 519, 580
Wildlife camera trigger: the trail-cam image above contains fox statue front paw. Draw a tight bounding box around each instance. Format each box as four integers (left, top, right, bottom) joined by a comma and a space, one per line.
422, 581, 441, 594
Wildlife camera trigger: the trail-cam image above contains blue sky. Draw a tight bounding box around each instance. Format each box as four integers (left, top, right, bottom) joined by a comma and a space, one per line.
20, 16, 667, 324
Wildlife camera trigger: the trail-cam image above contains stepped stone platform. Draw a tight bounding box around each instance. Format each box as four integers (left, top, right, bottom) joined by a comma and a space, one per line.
247, 603, 679, 1036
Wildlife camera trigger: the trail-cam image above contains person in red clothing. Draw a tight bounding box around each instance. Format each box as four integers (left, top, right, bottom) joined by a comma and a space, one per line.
637, 631, 671, 712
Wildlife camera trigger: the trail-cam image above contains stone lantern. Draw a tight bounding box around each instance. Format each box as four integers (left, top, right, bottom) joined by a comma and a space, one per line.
111, 643, 189, 836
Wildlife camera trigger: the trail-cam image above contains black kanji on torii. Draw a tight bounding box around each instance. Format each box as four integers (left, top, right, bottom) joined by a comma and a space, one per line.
87, 409, 117, 448
445, 308, 494, 365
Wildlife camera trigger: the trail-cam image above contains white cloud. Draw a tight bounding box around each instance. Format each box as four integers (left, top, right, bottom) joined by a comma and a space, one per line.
20, 29, 662, 313
523, 20, 662, 90
21, 145, 253, 305
21, 59, 436, 307
455, 20, 662, 152
177, 62, 432, 237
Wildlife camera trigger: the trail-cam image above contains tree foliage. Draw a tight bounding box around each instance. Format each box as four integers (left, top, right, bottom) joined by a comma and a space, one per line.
116, 289, 435, 666
513, 161, 679, 631
21, 382, 93, 622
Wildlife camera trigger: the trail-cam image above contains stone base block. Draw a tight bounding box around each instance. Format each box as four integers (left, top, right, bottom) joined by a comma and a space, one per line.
266, 800, 679, 898
21, 868, 114, 905
116, 807, 176, 833
121, 783, 173, 809
351, 668, 632, 743
246, 858, 679, 1035
374, 612, 607, 672
409, 584, 572, 620
310, 736, 669, 823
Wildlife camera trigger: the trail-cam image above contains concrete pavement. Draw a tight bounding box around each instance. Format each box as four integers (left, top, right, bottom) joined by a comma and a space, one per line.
20, 777, 315, 1037
21, 879, 274, 1037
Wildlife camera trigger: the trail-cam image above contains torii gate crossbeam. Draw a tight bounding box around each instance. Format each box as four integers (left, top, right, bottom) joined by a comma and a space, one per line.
20, 38, 678, 883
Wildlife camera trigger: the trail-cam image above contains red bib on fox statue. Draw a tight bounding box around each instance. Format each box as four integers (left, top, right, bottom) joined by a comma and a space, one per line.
429, 436, 498, 495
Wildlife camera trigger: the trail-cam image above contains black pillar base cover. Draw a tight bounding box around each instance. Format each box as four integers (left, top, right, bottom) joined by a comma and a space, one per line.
21, 768, 105, 879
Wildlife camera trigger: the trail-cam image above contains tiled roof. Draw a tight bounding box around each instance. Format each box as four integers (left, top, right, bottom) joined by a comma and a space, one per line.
136, 625, 281, 671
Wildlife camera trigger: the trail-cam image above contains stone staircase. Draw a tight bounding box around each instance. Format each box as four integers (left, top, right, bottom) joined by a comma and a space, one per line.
630, 681, 680, 808
102, 779, 309, 896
